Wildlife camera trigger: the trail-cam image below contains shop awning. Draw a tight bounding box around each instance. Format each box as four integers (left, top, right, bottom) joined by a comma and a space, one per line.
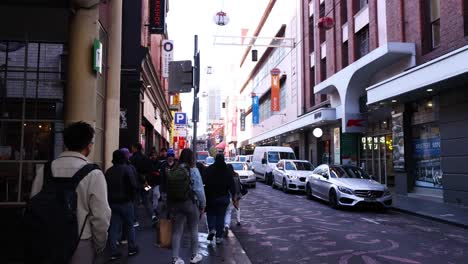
367, 45, 468, 105
248, 107, 336, 144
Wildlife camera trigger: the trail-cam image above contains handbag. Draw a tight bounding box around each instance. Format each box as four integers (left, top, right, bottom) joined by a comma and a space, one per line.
158, 218, 172, 249
239, 181, 248, 196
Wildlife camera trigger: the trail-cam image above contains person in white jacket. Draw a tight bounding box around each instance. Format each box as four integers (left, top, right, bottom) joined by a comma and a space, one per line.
31, 121, 111, 264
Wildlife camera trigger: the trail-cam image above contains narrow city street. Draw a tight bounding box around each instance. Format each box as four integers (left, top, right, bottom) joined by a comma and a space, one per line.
231, 183, 468, 264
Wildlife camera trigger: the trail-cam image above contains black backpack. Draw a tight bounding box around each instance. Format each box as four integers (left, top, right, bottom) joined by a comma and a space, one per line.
166, 165, 193, 202
23, 162, 100, 264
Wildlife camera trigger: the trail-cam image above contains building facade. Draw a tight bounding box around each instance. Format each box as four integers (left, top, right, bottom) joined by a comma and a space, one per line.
0, 0, 123, 260
119, 0, 172, 153
304, 0, 468, 205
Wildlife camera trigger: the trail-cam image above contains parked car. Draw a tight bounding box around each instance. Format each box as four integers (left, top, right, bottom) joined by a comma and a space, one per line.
247, 154, 253, 162
196, 151, 210, 164
305, 164, 392, 209
228, 162, 256, 188
272, 160, 315, 192
235, 155, 249, 162
252, 146, 296, 185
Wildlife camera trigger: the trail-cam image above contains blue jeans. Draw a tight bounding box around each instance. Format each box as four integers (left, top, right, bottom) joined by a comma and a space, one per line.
206, 195, 230, 238
109, 202, 137, 255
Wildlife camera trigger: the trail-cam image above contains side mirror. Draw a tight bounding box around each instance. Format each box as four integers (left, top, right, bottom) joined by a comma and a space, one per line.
261, 158, 267, 164
322, 173, 329, 179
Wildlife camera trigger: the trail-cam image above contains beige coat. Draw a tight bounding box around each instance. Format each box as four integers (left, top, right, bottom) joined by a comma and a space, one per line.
31, 151, 111, 252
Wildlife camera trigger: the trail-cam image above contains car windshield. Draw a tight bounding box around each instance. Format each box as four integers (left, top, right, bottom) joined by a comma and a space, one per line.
342, 166, 372, 179
230, 163, 245, 171
268, 152, 295, 163
286, 161, 314, 171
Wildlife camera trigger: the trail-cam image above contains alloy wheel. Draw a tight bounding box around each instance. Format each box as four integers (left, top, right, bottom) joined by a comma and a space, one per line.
282, 179, 288, 193
329, 190, 339, 209
306, 184, 313, 200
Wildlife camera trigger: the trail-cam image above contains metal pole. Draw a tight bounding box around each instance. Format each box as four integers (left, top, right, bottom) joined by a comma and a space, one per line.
192, 35, 199, 158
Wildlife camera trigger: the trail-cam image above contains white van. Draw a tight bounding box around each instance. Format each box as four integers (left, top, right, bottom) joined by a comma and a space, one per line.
252, 146, 296, 185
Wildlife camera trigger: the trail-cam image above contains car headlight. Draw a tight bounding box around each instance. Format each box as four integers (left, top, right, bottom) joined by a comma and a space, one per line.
384, 188, 391, 196
338, 186, 354, 195
287, 174, 298, 180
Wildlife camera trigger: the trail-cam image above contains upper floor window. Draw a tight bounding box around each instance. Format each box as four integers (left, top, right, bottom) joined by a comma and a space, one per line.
356, 26, 369, 59
319, 2, 326, 43
342, 41, 349, 68
355, 0, 368, 13
423, 0, 440, 51
320, 57, 327, 82
341, 0, 348, 25
464, 0, 468, 36
309, 15, 315, 52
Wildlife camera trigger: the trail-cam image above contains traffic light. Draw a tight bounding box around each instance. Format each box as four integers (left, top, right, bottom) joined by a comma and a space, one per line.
169, 60, 193, 93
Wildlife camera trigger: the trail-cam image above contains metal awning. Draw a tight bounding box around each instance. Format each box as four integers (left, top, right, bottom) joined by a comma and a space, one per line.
248, 107, 336, 144
367, 45, 468, 104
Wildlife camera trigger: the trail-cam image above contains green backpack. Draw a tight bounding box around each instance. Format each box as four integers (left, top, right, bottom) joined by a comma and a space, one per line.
166, 165, 193, 202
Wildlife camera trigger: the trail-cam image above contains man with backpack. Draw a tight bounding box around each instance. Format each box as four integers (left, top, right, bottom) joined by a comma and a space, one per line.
26, 121, 111, 264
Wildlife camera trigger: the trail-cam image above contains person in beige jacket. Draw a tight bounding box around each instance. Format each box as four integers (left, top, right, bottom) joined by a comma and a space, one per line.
31, 121, 111, 264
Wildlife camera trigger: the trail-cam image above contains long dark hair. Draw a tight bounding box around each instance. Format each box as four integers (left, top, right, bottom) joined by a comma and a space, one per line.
179, 148, 195, 167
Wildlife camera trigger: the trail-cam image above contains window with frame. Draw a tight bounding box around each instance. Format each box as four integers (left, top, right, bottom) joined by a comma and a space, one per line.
319, 2, 326, 43
355, 0, 368, 13
342, 41, 349, 68
280, 81, 286, 111
423, 0, 440, 52
465, 0, 468, 36
0, 41, 66, 204
320, 57, 327, 82
355, 26, 369, 59
309, 15, 315, 52
310, 66, 315, 106
341, 0, 348, 25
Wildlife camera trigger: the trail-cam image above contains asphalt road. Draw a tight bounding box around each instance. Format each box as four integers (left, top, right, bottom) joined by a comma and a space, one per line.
230, 182, 468, 264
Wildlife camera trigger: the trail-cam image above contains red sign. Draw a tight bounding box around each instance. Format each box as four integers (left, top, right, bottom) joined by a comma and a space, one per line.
150, 0, 166, 34
270, 68, 281, 112
346, 119, 365, 127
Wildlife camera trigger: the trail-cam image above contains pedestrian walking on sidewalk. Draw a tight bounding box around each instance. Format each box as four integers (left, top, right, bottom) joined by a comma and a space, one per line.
148, 150, 163, 225
130, 143, 155, 227
28, 121, 111, 264
168, 148, 206, 264
224, 164, 243, 236
203, 154, 236, 244
105, 150, 139, 261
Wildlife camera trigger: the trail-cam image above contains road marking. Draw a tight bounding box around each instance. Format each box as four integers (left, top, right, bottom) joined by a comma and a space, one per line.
360, 217, 380, 225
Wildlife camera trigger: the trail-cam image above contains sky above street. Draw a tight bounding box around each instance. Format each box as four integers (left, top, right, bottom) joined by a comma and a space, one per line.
166, 0, 269, 134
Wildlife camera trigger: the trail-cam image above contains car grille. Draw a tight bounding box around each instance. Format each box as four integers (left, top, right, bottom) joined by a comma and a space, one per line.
240, 176, 248, 179
299, 177, 306, 182
354, 190, 383, 198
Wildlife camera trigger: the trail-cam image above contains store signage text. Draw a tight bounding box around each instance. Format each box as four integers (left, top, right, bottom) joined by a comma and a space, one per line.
162, 40, 173, 78
93, 39, 103, 74
150, 0, 166, 34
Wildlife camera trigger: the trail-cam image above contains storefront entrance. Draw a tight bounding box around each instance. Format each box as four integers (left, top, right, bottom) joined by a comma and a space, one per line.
360, 134, 395, 187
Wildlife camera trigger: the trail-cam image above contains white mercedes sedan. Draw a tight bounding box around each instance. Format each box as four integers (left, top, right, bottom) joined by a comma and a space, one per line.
227, 162, 256, 188
305, 164, 392, 209
272, 160, 315, 192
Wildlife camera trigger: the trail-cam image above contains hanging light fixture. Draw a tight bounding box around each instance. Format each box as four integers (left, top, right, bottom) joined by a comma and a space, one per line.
213, 11, 230, 26
251, 49, 258, 61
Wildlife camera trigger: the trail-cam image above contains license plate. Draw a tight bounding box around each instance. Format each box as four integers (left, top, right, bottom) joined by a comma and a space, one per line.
364, 198, 376, 201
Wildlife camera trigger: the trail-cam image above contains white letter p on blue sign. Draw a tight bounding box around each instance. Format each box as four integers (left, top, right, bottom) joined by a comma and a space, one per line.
174, 112, 187, 125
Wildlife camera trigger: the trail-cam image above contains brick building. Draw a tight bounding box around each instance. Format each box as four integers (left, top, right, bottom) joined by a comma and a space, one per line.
302, 0, 468, 205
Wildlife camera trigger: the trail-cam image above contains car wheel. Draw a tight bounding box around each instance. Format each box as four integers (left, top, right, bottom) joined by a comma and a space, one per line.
252, 183, 256, 188
282, 179, 288, 193
329, 189, 339, 209
272, 178, 277, 189
263, 173, 268, 184
306, 184, 313, 200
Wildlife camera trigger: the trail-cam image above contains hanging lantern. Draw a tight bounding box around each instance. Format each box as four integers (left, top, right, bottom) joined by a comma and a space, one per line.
213, 11, 230, 26
318, 16, 335, 30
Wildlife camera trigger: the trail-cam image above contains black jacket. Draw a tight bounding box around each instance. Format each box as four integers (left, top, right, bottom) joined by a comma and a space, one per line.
203, 163, 235, 201
105, 164, 138, 204
130, 152, 152, 184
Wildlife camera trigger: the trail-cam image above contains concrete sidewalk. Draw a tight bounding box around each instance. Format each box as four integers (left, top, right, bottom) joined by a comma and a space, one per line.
103, 212, 252, 264
392, 194, 468, 228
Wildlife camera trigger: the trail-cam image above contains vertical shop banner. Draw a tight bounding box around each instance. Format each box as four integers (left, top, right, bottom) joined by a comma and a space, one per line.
252, 96, 259, 124
232, 107, 238, 137
162, 40, 173, 78
240, 109, 246, 131
270, 68, 281, 112
149, 0, 166, 34
392, 113, 405, 171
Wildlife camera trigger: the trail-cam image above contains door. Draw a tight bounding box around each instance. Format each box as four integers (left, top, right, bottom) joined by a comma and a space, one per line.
360, 135, 393, 186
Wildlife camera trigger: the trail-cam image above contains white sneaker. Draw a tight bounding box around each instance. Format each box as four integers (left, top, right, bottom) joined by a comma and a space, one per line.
190, 253, 203, 263
133, 221, 140, 227
173, 257, 185, 264
216, 237, 223, 244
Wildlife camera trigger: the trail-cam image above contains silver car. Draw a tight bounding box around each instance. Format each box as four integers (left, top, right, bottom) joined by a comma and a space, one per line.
305, 164, 392, 208
272, 160, 315, 192
228, 162, 256, 188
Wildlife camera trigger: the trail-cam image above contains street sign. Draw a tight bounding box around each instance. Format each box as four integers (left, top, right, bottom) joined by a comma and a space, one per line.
169, 60, 193, 93
174, 112, 187, 126
162, 40, 174, 78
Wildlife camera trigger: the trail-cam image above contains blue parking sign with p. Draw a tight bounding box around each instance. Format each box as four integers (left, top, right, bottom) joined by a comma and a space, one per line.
174, 112, 187, 125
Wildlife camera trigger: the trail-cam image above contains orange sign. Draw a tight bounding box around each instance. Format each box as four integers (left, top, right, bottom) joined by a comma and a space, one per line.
270, 68, 281, 112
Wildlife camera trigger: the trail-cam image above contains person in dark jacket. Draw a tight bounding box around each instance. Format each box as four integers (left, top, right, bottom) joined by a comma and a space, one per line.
203, 154, 236, 244
105, 150, 139, 260
130, 143, 155, 225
